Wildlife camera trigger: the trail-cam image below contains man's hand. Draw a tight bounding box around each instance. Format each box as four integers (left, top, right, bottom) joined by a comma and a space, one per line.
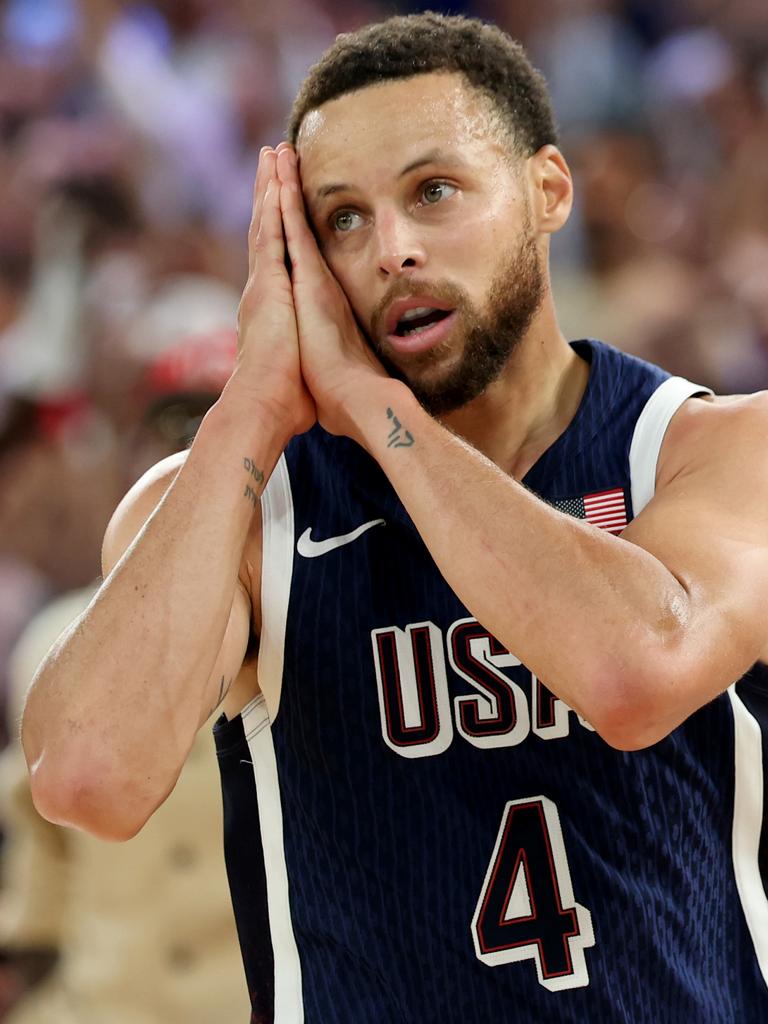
21, 145, 316, 841
276, 145, 391, 440
233, 144, 315, 443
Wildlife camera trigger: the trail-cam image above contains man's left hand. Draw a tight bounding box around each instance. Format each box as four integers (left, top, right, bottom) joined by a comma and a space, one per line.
276, 145, 394, 441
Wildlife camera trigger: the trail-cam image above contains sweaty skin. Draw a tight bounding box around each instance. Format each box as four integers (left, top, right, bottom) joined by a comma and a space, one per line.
20, 73, 768, 841
294, 75, 590, 472
278, 90, 768, 748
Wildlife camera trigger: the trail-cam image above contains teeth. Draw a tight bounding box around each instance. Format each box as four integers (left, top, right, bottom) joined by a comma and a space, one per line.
401, 306, 437, 321
403, 322, 432, 336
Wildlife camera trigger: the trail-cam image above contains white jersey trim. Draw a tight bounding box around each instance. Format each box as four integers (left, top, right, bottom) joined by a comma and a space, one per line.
258, 453, 294, 722
727, 687, 768, 987
252, 455, 304, 1018
243, 695, 305, 1022
630, 378, 768, 987
628, 376, 712, 517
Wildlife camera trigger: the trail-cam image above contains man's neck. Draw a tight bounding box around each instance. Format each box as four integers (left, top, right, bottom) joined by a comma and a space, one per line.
440, 307, 590, 479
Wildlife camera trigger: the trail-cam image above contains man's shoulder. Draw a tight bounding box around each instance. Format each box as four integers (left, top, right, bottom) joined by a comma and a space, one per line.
102, 452, 188, 577
130, 449, 189, 499
658, 390, 768, 490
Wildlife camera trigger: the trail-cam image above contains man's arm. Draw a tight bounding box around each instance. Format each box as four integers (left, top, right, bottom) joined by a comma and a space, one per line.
21, 402, 277, 841
338, 386, 768, 749
277, 146, 768, 750
21, 146, 314, 841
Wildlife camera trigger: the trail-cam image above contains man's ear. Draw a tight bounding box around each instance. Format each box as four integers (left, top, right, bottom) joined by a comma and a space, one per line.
528, 145, 573, 235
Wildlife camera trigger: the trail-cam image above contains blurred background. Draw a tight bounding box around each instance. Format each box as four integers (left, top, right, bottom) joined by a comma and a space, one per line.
0, 0, 766, 1018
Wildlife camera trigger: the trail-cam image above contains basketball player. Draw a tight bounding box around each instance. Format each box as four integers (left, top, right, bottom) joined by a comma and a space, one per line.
20, 14, 768, 1023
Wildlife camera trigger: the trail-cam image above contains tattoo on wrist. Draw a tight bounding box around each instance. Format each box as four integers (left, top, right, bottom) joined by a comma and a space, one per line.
243, 458, 265, 484
243, 457, 264, 507
386, 407, 414, 449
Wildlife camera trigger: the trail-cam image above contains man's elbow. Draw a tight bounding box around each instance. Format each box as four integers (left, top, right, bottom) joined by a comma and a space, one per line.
592, 708, 670, 752
585, 658, 689, 752
28, 755, 160, 843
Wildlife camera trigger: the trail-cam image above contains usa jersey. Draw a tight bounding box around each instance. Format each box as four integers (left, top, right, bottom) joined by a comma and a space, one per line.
214, 340, 768, 1023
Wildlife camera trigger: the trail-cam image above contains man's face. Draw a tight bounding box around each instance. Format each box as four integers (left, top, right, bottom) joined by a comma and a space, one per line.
297, 72, 546, 415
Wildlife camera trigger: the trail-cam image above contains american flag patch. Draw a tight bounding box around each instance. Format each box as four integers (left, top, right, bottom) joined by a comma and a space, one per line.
552, 488, 628, 534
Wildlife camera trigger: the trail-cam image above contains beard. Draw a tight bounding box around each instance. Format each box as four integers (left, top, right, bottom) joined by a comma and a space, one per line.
368, 223, 545, 416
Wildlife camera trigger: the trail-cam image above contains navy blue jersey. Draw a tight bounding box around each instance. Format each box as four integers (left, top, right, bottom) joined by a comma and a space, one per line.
214, 339, 768, 1023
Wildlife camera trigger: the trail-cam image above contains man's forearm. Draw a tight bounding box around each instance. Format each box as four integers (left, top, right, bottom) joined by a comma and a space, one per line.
347, 379, 692, 746
21, 388, 288, 838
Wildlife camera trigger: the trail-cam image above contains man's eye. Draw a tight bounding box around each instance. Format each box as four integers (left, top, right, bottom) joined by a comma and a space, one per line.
331, 210, 363, 232
420, 181, 456, 205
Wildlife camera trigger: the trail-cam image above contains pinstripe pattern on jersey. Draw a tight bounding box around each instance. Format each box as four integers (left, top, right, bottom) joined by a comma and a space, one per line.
215, 340, 768, 1023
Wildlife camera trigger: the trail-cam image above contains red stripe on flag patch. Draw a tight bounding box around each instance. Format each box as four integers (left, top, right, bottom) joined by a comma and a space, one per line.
583, 488, 627, 533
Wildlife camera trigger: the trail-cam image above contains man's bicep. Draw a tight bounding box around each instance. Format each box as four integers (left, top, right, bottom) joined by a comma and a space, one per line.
623, 401, 768, 698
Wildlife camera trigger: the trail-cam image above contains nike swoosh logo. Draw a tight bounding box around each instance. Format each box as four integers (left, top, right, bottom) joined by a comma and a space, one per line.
297, 519, 386, 558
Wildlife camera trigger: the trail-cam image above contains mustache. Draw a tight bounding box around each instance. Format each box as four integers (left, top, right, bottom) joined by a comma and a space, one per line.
369, 278, 470, 341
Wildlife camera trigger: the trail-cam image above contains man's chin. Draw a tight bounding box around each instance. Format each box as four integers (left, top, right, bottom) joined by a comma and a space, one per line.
398, 364, 481, 417
387, 333, 521, 417
375, 358, 465, 412
377, 339, 463, 384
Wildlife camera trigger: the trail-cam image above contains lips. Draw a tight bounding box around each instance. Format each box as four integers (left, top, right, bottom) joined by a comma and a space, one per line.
385, 309, 459, 355
384, 296, 455, 337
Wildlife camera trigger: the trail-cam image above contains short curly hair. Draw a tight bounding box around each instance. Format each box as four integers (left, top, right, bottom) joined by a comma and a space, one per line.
287, 12, 558, 156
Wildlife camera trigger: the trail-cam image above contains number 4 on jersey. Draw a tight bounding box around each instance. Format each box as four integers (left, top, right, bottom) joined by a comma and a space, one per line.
471, 796, 595, 992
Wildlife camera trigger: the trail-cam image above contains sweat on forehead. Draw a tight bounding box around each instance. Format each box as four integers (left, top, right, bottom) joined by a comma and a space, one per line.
286, 12, 558, 155
295, 74, 513, 169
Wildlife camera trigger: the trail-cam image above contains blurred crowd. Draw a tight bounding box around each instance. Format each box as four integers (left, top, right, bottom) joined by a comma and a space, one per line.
0, 0, 766, 1019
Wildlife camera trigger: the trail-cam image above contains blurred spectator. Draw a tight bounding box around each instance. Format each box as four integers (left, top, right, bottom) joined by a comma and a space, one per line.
538, 0, 768, 394
0, 327, 248, 1024
529, 0, 646, 138
0, 108, 243, 733
551, 126, 720, 385
0, 385, 118, 758
0, 0, 767, 1008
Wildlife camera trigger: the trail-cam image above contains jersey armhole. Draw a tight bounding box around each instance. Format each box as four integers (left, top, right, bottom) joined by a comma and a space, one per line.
628, 376, 713, 517
257, 454, 295, 723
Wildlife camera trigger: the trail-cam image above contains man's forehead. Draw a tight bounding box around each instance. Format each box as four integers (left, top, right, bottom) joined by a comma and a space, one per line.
296, 72, 503, 186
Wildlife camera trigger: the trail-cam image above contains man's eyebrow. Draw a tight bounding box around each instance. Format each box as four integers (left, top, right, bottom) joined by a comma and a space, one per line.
313, 150, 463, 202
315, 182, 351, 201
398, 149, 461, 177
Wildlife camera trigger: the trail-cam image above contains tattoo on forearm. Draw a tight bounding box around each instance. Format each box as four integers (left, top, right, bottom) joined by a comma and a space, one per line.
207, 674, 233, 719
386, 407, 414, 448
243, 458, 264, 484
242, 457, 265, 507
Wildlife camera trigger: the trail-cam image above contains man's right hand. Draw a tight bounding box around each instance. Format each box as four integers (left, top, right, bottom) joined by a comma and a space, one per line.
232, 144, 315, 443
21, 154, 315, 843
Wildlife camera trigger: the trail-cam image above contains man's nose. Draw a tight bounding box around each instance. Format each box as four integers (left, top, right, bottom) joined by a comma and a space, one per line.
375, 210, 427, 277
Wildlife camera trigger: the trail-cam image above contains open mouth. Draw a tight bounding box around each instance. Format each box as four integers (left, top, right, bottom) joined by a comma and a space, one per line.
393, 307, 453, 337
